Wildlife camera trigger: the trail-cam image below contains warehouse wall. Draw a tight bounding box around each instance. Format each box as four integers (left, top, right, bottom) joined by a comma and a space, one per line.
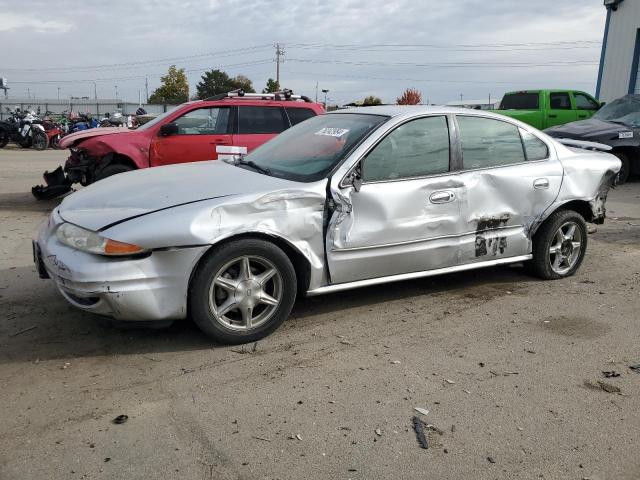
598, 0, 640, 102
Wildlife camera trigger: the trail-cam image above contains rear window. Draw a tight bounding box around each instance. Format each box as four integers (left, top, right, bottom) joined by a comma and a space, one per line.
238, 106, 287, 134
285, 107, 317, 126
500, 93, 539, 110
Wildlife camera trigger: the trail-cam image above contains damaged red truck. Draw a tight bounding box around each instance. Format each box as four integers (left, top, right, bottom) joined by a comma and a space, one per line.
32, 91, 324, 199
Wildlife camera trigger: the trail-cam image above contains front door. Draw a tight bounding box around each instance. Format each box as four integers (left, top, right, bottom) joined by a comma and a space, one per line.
572, 91, 600, 121
150, 106, 232, 166
453, 115, 563, 264
327, 115, 468, 284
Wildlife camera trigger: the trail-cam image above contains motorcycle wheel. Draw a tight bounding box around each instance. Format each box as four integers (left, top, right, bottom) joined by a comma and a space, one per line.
32, 131, 49, 150
50, 134, 61, 149
0, 130, 8, 148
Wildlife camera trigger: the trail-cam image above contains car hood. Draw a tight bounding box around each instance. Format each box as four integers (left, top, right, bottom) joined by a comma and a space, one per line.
544, 118, 630, 140
57, 161, 303, 231
58, 127, 131, 149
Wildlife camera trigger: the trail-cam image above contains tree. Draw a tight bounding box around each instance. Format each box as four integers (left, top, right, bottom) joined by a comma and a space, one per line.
362, 95, 382, 106
195, 70, 255, 99
148, 65, 189, 104
262, 78, 280, 93
396, 88, 422, 105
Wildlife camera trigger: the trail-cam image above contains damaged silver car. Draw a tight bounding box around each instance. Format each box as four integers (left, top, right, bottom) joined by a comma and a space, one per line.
34, 106, 620, 343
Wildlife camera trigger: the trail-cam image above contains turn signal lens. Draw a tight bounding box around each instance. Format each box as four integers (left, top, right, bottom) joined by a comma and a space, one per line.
104, 238, 144, 255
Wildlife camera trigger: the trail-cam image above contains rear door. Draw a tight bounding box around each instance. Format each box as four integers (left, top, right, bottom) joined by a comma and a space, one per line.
453, 115, 563, 264
547, 91, 577, 128
572, 91, 600, 121
150, 106, 232, 166
234, 105, 289, 154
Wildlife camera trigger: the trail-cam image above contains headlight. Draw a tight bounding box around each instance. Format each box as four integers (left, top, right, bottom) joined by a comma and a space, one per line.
56, 223, 146, 256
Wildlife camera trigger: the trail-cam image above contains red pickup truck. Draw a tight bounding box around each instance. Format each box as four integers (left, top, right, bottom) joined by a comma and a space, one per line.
32, 90, 325, 199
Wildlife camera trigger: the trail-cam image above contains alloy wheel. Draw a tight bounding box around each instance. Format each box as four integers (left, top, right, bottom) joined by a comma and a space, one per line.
548, 221, 583, 275
208, 255, 283, 331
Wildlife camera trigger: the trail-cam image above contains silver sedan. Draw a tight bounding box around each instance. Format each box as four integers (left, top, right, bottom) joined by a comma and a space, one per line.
34, 106, 620, 343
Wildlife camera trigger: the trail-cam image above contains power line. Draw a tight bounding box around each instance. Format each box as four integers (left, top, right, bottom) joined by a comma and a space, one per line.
287, 40, 601, 49
287, 58, 598, 68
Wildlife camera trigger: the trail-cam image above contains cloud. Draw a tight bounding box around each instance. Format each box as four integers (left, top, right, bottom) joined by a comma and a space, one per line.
0, 12, 72, 34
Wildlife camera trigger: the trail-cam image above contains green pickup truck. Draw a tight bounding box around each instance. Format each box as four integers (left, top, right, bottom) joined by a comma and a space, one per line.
493, 90, 601, 130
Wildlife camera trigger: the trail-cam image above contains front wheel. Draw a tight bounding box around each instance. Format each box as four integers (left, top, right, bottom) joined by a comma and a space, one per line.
94, 163, 134, 181
32, 130, 48, 150
528, 210, 588, 280
189, 239, 297, 344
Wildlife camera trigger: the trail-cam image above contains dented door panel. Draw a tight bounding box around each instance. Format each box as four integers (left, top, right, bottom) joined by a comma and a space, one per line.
455, 159, 563, 263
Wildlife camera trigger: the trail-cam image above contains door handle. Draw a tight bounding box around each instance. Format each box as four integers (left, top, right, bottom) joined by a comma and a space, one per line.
211, 139, 229, 145
578, 115, 587, 118
430, 191, 455, 204
533, 178, 550, 190
548, 114, 557, 118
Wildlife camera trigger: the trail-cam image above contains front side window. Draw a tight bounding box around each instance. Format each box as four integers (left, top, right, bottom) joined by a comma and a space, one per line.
549, 92, 572, 110
363, 116, 450, 182
500, 92, 539, 110
174, 107, 230, 135
238, 106, 287, 134
241, 113, 388, 182
457, 116, 525, 169
573, 92, 600, 110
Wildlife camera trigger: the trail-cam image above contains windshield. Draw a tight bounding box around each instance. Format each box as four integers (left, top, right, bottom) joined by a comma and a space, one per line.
136, 104, 183, 131
594, 95, 640, 127
241, 113, 389, 182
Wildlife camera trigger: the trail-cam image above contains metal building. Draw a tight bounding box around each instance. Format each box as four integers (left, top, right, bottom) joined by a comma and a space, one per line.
596, 0, 640, 101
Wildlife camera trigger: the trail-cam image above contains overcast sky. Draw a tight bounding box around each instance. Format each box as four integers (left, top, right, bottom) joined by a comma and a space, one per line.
0, 0, 606, 105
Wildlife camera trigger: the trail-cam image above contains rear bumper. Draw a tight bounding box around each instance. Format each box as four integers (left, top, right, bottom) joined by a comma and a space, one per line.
35, 213, 208, 321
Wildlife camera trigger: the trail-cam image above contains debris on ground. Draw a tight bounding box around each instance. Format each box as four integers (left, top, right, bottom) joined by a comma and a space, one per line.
412, 416, 428, 449
112, 415, 129, 424
487, 456, 496, 464
629, 363, 640, 374
339, 340, 353, 345
414, 407, 429, 416
602, 371, 620, 378
584, 380, 621, 393
60, 362, 71, 370
375, 428, 382, 436
390, 360, 401, 364
444, 379, 456, 384
252, 436, 271, 442
8, 325, 37, 337
295, 434, 302, 441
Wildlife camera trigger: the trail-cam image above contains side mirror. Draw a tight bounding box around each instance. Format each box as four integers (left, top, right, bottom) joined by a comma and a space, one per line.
159, 122, 179, 136
342, 164, 362, 192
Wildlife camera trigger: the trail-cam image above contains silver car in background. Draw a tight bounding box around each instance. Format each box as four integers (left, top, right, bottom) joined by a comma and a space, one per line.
34, 106, 620, 344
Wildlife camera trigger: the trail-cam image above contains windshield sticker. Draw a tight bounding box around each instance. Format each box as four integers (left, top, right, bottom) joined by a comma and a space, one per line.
619, 131, 633, 139
315, 127, 349, 138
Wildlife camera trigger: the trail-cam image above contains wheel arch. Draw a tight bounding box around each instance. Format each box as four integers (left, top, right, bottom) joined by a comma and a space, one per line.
532, 200, 595, 237
187, 231, 312, 296
610, 145, 640, 174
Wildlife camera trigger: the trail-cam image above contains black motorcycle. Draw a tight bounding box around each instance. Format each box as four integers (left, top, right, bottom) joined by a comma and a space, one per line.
0, 107, 48, 150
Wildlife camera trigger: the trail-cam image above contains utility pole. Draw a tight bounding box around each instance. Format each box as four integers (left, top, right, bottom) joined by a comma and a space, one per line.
460, 93, 463, 102
322, 89, 329, 109
315, 81, 318, 102
275, 43, 285, 86
27, 87, 30, 99
57, 87, 60, 100
94, 82, 97, 100
145, 76, 149, 103
115, 85, 118, 99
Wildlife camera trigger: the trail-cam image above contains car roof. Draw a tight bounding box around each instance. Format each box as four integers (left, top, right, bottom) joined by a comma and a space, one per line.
329, 105, 509, 120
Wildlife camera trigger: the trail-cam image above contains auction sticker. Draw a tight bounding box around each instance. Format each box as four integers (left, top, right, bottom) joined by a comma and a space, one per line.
619, 131, 633, 139
315, 127, 349, 138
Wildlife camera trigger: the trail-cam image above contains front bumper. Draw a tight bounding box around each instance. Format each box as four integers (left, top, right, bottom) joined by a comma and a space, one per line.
35, 211, 208, 321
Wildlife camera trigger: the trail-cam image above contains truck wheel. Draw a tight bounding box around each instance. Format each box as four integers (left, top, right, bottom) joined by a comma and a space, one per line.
189, 239, 297, 344
95, 163, 134, 181
612, 152, 630, 185
528, 209, 587, 280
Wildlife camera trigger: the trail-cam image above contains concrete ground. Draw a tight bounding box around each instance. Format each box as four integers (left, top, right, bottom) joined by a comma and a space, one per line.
0, 147, 639, 480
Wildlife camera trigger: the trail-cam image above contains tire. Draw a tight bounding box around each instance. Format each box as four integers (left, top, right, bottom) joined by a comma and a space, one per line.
94, 163, 134, 181
32, 130, 48, 150
0, 130, 8, 148
50, 134, 61, 149
612, 152, 630, 185
528, 209, 588, 280
189, 239, 297, 344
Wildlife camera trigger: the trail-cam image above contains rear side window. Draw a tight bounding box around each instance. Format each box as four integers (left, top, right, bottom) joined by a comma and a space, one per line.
549, 92, 571, 110
457, 116, 525, 169
174, 107, 230, 135
500, 93, 539, 110
520, 129, 549, 160
363, 116, 450, 182
238, 106, 287, 134
285, 107, 317, 126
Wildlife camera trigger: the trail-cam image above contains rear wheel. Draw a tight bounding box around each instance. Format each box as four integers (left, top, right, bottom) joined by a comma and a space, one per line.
612, 152, 630, 185
32, 130, 48, 150
49, 134, 61, 149
528, 209, 588, 280
95, 163, 134, 181
0, 130, 8, 148
189, 239, 297, 344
